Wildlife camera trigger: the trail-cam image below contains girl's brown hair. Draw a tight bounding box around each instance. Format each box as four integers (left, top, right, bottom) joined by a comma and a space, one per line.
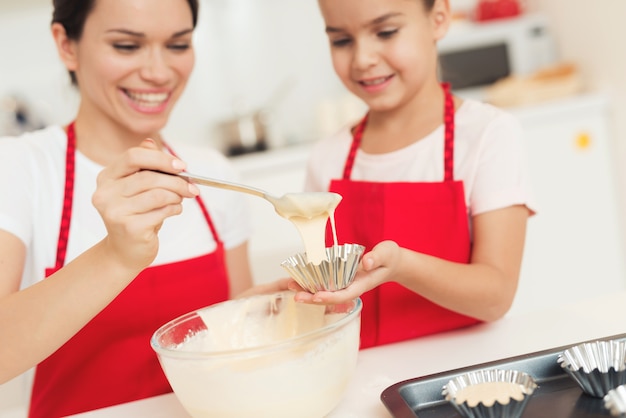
423, 0, 436, 11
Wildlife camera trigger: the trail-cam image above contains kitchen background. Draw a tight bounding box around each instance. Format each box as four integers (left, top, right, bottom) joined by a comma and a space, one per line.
2, 0, 626, 416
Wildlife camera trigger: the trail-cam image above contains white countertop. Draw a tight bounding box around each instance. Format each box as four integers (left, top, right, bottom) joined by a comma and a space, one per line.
70, 290, 626, 418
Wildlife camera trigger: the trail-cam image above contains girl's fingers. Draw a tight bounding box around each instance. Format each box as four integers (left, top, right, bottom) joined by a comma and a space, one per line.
361, 240, 401, 272
293, 275, 371, 305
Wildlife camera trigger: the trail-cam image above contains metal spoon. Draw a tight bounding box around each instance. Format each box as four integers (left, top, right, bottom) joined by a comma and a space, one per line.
176, 171, 342, 220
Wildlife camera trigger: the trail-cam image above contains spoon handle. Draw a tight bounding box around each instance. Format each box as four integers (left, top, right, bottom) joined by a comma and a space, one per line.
177, 171, 268, 199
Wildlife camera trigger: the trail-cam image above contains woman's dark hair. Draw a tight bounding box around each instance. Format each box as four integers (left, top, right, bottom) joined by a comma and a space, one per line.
52, 0, 199, 84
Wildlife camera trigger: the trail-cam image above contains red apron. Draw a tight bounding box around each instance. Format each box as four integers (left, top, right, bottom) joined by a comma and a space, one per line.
328, 84, 481, 349
29, 122, 230, 418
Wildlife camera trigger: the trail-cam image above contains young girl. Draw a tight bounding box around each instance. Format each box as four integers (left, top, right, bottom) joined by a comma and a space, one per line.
0, 0, 286, 416
294, 0, 535, 348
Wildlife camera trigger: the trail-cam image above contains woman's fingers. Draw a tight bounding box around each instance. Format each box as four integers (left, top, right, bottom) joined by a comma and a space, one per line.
92, 141, 201, 270
100, 139, 186, 182
94, 143, 199, 216
116, 170, 198, 201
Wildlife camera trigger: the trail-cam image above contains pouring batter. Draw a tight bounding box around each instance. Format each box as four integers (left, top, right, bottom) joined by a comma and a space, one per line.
271, 192, 342, 264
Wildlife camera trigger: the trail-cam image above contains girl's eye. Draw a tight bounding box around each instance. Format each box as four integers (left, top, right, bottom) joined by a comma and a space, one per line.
378, 29, 399, 39
168, 43, 191, 51
113, 43, 140, 52
331, 37, 352, 48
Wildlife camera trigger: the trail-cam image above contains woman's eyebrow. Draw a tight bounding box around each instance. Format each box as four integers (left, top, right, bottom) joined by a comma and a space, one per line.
371, 12, 403, 25
104, 28, 193, 38
106, 28, 145, 37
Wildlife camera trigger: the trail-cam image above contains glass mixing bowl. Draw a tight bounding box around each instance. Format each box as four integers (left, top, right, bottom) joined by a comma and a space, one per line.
151, 291, 362, 418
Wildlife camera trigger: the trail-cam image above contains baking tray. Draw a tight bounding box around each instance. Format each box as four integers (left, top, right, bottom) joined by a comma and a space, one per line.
381, 333, 626, 417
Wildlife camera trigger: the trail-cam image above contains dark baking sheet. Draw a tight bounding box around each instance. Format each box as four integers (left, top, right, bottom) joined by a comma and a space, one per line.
381, 333, 626, 417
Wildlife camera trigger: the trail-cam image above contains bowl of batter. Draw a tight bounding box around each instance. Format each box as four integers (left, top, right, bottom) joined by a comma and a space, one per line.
150, 290, 362, 418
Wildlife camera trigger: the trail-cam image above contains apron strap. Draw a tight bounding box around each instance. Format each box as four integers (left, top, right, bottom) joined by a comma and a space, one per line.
442, 82, 455, 182
162, 143, 223, 246
343, 83, 456, 181
342, 114, 368, 180
53, 122, 77, 271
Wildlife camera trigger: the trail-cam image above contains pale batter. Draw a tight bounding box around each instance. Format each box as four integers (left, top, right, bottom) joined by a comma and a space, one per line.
454, 381, 527, 407
271, 192, 342, 264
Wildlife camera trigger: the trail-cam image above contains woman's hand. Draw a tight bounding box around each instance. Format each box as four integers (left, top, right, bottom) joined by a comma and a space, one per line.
92, 139, 200, 273
290, 240, 402, 305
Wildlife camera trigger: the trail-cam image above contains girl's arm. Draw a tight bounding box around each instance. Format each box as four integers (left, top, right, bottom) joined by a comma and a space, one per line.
292, 205, 529, 321
227, 243, 293, 300
225, 242, 254, 298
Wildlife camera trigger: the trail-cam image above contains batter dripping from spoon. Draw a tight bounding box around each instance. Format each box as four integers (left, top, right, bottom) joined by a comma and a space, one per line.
271, 192, 342, 265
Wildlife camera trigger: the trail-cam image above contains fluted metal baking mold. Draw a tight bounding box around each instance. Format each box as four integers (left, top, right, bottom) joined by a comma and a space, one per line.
280, 244, 365, 293
558, 339, 626, 398
442, 368, 537, 418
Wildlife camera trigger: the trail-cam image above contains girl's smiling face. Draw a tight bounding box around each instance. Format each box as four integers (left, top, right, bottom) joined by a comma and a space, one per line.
61, 0, 195, 136
318, 0, 450, 114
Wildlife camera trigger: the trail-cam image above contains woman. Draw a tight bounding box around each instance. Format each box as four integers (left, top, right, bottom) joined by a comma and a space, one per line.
0, 0, 277, 416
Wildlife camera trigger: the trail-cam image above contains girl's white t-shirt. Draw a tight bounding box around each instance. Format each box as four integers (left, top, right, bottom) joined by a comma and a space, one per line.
305, 99, 537, 217
0, 125, 251, 289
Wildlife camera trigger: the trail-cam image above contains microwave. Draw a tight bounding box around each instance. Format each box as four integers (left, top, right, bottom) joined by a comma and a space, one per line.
437, 13, 558, 92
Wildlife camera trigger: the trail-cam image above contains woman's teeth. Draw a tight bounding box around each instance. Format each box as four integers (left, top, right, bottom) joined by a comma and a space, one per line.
125, 90, 169, 107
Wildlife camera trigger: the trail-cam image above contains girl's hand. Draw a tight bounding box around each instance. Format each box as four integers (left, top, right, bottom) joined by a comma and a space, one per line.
92, 139, 199, 272
233, 278, 293, 299
290, 240, 402, 305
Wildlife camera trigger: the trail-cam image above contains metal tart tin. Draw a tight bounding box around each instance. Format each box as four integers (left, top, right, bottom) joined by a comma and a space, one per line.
280, 244, 365, 293
442, 368, 537, 418
558, 339, 626, 398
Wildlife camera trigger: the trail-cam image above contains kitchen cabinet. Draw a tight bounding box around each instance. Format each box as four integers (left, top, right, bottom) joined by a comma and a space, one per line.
508, 93, 626, 314
233, 93, 626, 315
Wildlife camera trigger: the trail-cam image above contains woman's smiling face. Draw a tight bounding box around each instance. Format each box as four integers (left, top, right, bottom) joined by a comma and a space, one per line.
68, 0, 196, 135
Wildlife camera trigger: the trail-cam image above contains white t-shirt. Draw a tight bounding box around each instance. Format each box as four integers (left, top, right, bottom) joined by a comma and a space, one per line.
0, 126, 251, 290
305, 99, 536, 217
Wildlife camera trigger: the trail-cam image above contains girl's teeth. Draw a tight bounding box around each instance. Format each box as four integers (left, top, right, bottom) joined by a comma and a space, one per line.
126, 91, 168, 107
362, 77, 388, 86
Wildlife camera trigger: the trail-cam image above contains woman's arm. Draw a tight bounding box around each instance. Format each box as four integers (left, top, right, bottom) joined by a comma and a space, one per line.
0, 140, 198, 383
292, 205, 529, 321
0, 233, 147, 383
